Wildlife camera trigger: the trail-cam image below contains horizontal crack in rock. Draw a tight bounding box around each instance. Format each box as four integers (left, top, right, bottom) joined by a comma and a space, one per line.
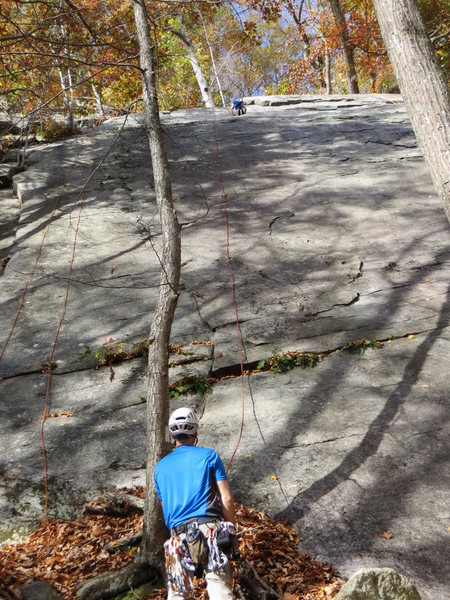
210, 330, 432, 381
111, 397, 146, 411
269, 212, 294, 234
280, 431, 366, 448
305, 292, 360, 318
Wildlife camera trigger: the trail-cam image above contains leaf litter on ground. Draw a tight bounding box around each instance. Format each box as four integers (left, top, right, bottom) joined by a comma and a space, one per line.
0, 489, 344, 599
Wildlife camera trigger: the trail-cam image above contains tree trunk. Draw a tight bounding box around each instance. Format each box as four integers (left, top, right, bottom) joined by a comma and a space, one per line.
133, 0, 181, 571
328, 0, 360, 93
169, 24, 215, 108
372, 0, 450, 222
198, 10, 226, 108
325, 48, 332, 94
91, 81, 105, 117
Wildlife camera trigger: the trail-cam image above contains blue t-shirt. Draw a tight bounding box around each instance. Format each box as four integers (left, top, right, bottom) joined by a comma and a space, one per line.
154, 445, 227, 530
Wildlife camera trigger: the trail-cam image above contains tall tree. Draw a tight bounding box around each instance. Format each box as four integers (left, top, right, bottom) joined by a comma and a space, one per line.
372, 0, 450, 222
133, 0, 182, 570
328, 0, 360, 92
168, 18, 215, 108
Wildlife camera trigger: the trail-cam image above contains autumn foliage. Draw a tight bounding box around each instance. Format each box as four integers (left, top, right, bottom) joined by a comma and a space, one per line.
0, 0, 447, 120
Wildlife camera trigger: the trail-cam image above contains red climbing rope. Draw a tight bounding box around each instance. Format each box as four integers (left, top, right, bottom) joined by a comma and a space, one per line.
40, 146, 93, 521
0, 156, 80, 363
211, 108, 246, 475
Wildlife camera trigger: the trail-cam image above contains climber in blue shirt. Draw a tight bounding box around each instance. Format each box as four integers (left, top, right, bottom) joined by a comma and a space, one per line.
154, 407, 235, 599
231, 97, 246, 116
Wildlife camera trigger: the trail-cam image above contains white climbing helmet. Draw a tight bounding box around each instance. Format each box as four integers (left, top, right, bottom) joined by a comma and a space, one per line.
168, 407, 198, 437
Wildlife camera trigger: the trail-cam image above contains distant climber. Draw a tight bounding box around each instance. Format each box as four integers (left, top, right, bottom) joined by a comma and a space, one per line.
231, 97, 246, 116
154, 407, 237, 599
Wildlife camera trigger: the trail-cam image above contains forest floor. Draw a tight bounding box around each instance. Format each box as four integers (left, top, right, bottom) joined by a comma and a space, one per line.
0, 494, 344, 599
0, 95, 449, 599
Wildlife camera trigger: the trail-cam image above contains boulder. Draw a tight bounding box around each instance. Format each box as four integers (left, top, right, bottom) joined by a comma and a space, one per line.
19, 580, 63, 600
0, 116, 20, 135
335, 568, 422, 600
0, 164, 17, 188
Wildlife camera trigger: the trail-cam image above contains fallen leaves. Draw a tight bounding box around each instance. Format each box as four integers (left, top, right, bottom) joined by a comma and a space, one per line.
0, 510, 143, 598
0, 495, 344, 600
46, 411, 73, 419
378, 529, 393, 540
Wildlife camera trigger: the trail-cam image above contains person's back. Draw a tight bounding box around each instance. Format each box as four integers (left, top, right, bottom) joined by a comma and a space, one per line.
154, 407, 235, 600
155, 444, 225, 530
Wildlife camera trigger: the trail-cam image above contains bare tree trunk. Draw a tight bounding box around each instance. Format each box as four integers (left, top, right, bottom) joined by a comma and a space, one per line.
91, 81, 105, 117
133, 0, 181, 571
325, 51, 332, 94
57, 12, 75, 131
328, 0, 360, 93
66, 66, 75, 130
372, 0, 450, 222
169, 23, 215, 108
323, 39, 332, 94
56, 65, 73, 128
173, 27, 214, 108
198, 10, 226, 108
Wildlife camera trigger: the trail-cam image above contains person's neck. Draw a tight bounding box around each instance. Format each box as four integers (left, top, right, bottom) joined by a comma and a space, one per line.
175, 437, 196, 448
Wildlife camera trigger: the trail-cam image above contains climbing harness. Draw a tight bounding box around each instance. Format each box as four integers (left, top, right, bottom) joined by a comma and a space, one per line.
231, 97, 246, 116
211, 521, 239, 562
185, 523, 209, 565
164, 520, 237, 595
164, 535, 194, 597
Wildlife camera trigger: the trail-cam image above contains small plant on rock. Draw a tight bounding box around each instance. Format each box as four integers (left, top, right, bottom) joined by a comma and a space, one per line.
342, 338, 384, 355
169, 375, 212, 399
75, 337, 149, 369
257, 349, 322, 374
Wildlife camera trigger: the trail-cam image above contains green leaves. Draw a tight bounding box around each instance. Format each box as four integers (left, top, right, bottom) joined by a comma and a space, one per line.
257, 350, 322, 374
74, 337, 149, 369
342, 338, 384, 355
169, 375, 212, 399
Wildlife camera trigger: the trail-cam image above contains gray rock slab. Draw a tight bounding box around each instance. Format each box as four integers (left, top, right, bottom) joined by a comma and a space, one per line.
0, 96, 449, 600
0, 189, 20, 261
199, 330, 449, 600
0, 360, 148, 526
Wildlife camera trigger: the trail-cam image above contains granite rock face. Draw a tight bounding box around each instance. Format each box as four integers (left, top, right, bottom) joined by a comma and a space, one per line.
0, 95, 449, 600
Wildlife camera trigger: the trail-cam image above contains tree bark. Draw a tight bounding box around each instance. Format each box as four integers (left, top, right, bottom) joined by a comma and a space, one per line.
372, 0, 450, 223
133, 0, 181, 571
198, 10, 226, 108
328, 0, 360, 93
169, 24, 215, 108
324, 47, 332, 94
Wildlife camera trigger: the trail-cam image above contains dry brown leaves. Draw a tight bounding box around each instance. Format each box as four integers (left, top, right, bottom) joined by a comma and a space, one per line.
0, 496, 344, 600
0, 509, 143, 598
233, 504, 343, 600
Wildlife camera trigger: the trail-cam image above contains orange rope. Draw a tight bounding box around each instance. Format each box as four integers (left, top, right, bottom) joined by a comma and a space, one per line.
40, 146, 93, 521
211, 108, 246, 475
0, 156, 80, 363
